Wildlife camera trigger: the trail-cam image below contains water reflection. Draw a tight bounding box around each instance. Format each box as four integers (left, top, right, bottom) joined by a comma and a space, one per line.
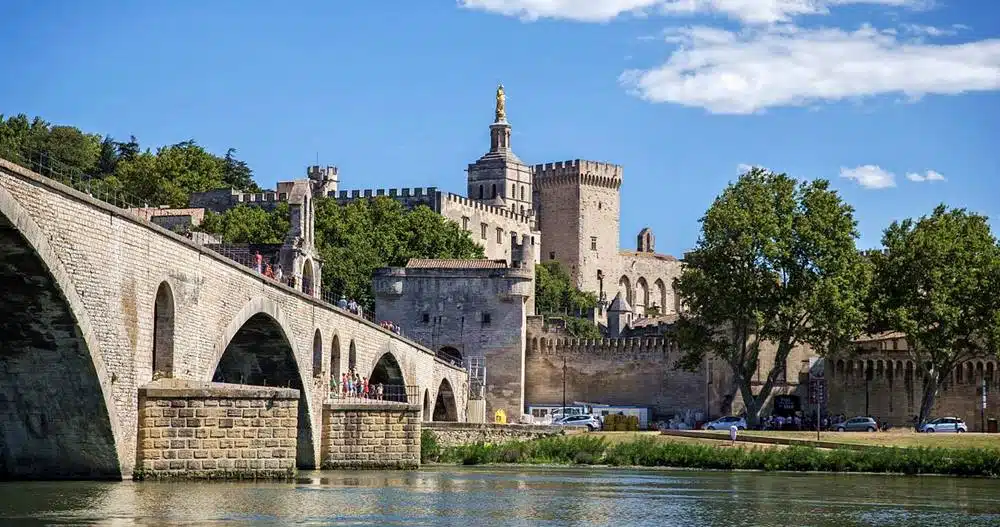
1, 467, 998, 526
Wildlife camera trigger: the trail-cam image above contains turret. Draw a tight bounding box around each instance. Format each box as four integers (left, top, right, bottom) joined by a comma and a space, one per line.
607, 291, 633, 338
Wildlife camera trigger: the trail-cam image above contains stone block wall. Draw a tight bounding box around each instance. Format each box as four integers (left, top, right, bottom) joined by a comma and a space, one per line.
135, 380, 299, 479
423, 422, 564, 447
321, 402, 421, 469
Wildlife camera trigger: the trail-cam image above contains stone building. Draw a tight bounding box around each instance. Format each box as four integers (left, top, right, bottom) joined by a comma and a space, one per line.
373, 253, 535, 422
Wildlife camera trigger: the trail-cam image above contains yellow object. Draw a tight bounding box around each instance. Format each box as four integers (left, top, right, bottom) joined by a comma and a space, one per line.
494, 409, 507, 424
495, 84, 506, 122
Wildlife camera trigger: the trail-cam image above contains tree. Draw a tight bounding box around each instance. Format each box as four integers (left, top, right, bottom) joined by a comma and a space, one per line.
199, 203, 290, 244
222, 148, 260, 192
869, 205, 1000, 429
673, 168, 869, 424
534, 261, 600, 337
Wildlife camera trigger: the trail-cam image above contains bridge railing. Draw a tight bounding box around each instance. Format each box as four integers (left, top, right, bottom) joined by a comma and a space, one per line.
4, 145, 151, 211
328, 384, 420, 405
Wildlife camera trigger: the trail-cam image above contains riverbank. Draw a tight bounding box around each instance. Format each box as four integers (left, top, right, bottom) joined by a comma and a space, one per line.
421, 431, 1000, 478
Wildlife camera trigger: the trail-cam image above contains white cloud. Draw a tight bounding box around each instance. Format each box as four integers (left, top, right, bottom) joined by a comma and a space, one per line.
458, 0, 929, 25
840, 165, 896, 189
901, 23, 967, 37
620, 24, 1000, 114
737, 163, 754, 173
905, 169, 946, 182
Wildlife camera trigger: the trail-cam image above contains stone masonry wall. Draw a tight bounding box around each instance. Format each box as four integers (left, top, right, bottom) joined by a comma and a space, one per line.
321, 403, 421, 469
423, 422, 565, 448
441, 194, 539, 264
135, 380, 299, 479
0, 158, 466, 478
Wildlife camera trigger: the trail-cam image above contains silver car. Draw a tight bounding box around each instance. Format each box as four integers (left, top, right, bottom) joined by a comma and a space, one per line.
921, 417, 968, 433
554, 414, 602, 431
834, 416, 878, 432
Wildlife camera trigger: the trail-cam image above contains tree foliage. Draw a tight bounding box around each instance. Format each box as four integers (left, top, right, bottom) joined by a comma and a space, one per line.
534, 261, 600, 338
314, 197, 484, 311
868, 205, 1000, 428
199, 203, 291, 245
0, 114, 260, 207
674, 168, 870, 423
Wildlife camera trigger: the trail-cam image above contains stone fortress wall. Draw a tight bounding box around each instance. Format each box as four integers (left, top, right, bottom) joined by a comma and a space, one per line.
827, 333, 1000, 431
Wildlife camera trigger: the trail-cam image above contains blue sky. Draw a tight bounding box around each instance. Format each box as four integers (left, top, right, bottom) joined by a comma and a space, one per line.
1, 0, 997, 257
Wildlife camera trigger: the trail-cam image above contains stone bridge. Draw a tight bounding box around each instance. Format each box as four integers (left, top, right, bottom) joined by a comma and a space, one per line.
0, 158, 468, 480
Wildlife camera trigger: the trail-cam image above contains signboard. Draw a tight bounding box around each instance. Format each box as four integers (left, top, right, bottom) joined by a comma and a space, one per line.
774, 395, 800, 415
808, 379, 827, 406
982, 381, 988, 411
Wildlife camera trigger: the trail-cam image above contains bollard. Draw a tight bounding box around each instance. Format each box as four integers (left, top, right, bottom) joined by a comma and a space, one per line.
730, 424, 738, 446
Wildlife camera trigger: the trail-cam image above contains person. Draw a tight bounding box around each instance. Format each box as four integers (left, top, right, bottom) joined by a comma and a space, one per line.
337, 295, 348, 310
254, 251, 263, 273
264, 263, 274, 279
275, 265, 283, 282
377, 383, 384, 401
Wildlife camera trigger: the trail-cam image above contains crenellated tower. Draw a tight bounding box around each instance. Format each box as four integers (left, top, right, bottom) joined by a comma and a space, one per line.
467, 84, 535, 219
533, 159, 623, 297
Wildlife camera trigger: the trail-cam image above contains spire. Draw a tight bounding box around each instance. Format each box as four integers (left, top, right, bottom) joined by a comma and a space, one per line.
490, 84, 511, 152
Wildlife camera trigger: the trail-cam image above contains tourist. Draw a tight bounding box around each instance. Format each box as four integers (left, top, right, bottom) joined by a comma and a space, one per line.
341, 373, 348, 397
377, 383, 384, 400
347, 299, 358, 315
363, 376, 370, 399
275, 265, 283, 282
330, 374, 340, 398
254, 251, 263, 273
264, 263, 274, 279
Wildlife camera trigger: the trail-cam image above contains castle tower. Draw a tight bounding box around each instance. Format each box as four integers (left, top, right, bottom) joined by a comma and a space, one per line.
607, 291, 632, 338
307, 165, 339, 197
467, 84, 534, 218
533, 159, 622, 294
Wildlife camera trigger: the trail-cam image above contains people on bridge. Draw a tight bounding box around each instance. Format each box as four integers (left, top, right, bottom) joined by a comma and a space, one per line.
254, 251, 263, 273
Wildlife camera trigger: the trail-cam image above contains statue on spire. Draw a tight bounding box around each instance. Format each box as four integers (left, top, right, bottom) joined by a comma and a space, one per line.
495, 84, 506, 122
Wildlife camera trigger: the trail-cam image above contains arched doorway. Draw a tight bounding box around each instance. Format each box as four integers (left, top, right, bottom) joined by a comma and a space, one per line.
0, 209, 120, 478
212, 311, 316, 469
433, 379, 458, 422
369, 352, 406, 402
153, 281, 175, 378
302, 259, 315, 296
348, 340, 357, 373
437, 346, 463, 366
422, 389, 431, 421
330, 334, 342, 382
312, 329, 322, 378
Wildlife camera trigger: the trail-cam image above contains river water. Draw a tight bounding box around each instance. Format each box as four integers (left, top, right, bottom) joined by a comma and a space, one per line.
1, 467, 998, 526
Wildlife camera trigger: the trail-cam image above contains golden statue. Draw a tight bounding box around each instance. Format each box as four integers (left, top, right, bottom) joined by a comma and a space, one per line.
495, 83, 506, 122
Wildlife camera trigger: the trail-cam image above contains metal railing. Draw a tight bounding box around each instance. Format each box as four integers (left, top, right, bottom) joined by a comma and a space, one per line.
328, 384, 419, 405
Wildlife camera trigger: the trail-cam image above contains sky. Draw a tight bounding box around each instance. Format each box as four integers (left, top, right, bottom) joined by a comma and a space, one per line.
1, 0, 997, 257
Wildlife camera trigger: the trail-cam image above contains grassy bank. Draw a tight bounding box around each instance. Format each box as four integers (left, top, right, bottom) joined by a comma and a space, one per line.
420, 431, 1000, 478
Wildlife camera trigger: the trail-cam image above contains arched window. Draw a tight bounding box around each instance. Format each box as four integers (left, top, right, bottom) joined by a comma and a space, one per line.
153, 281, 175, 378
520, 186, 525, 201
312, 330, 323, 378
479, 185, 484, 199
348, 340, 357, 372
330, 334, 341, 380
491, 184, 497, 198
511, 183, 515, 196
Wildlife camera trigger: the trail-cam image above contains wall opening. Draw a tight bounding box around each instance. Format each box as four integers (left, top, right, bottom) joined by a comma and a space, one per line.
369, 352, 406, 403
437, 346, 463, 366
312, 329, 323, 378
302, 259, 315, 296
153, 281, 175, 378
212, 312, 316, 469
433, 379, 458, 422
348, 340, 357, 372
0, 214, 120, 479
330, 334, 341, 382
423, 389, 431, 421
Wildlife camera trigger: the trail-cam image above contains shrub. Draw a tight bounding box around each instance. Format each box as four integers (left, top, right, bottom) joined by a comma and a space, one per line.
420, 430, 440, 463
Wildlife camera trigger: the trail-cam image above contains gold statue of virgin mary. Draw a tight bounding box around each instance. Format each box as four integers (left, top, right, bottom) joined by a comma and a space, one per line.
495, 84, 506, 122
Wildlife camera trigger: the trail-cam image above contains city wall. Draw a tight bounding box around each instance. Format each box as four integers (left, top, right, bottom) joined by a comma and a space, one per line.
135, 380, 299, 480
827, 355, 1000, 431
523, 317, 709, 419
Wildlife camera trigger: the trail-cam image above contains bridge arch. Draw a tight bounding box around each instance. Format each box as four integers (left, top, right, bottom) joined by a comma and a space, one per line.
152, 280, 176, 378
368, 351, 407, 402
208, 297, 317, 469
0, 186, 125, 479
433, 378, 458, 422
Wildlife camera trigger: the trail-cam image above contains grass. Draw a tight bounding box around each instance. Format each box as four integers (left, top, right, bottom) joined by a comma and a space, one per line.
693, 430, 1000, 449
421, 430, 1000, 478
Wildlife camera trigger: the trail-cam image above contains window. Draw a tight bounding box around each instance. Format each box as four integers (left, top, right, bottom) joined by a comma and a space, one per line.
511, 183, 515, 196
520, 186, 525, 201
462, 216, 469, 231
598, 202, 602, 210
479, 185, 484, 199
481, 223, 487, 240
531, 236, 535, 245
520, 205, 525, 215
590, 236, 597, 251
496, 227, 503, 244
492, 184, 497, 198
481, 312, 492, 325
422, 313, 430, 324
549, 251, 555, 260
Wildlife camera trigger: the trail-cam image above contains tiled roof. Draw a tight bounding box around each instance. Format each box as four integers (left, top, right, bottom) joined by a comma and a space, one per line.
405, 259, 509, 270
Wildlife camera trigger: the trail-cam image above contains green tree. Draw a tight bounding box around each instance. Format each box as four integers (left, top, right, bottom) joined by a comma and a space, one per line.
314, 197, 484, 311
199, 203, 290, 244
673, 168, 869, 424
534, 261, 600, 338
222, 148, 260, 192
869, 205, 1000, 428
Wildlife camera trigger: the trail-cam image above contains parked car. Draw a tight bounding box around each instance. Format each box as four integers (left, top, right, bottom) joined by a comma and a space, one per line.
701, 416, 747, 431
834, 416, 878, 432
921, 417, 967, 433
553, 414, 602, 431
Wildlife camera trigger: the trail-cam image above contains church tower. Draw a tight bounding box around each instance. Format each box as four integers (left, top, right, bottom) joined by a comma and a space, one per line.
467, 84, 534, 218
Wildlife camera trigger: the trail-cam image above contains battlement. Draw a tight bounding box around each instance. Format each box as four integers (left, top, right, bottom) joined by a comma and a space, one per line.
443, 193, 534, 225
328, 187, 439, 200
533, 159, 623, 190
528, 335, 681, 355
236, 191, 289, 204
307, 165, 338, 180
829, 354, 997, 384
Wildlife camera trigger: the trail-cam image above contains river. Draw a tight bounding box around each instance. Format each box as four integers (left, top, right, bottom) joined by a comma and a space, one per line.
1, 467, 998, 526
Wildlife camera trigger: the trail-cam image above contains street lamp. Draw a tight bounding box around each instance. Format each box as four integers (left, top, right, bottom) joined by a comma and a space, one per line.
562, 355, 567, 419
